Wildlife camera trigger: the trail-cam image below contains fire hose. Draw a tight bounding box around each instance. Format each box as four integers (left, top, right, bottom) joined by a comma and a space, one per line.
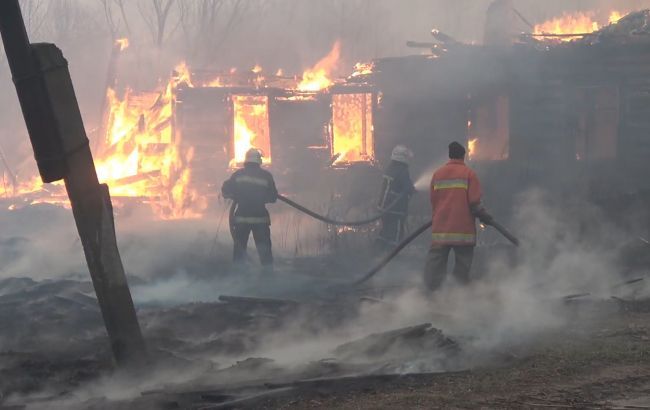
227, 194, 520, 285
276, 194, 406, 226
353, 221, 432, 285
353, 219, 520, 286
229, 193, 408, 239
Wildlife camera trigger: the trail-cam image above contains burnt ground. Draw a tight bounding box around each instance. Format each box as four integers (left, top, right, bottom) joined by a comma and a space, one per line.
1, 204, 650, 409
1, 273, 650, 409
255, 313, 650, 410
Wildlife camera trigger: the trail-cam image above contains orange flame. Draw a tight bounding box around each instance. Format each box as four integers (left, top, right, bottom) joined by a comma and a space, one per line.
115, 38, 129, 51
205, 76, 223, 87
0, 174, 67, 207
231, 95, 271, 167
534, 11, 625, 41
468, 138, 477, 160
173, 61, 193, 87
609, 11, 624, 25
298, 41, 341, 92
350, 62, 373, 78
93, 70, 206, 219
331, 93, 374, 164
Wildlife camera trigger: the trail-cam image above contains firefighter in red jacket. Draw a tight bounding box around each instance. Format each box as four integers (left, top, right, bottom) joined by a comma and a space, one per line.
425, 141, 493, 291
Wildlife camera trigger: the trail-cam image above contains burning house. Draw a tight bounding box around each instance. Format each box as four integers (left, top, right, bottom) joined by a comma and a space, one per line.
95, 40, 382, 218
2, 8, 649, 229
480, 10, 650, 231
5, 3, 650, 407
367, 9, 650, 230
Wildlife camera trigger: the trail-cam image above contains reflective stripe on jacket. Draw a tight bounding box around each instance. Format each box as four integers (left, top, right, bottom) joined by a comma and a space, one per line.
378, 160, 416, 215
430, 159, 482, 246
234, 216, 271, 224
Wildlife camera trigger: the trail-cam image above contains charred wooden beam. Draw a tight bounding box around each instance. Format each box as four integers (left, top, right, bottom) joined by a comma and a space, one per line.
529, 33, 590, 38
111, 170, 161, 186
430, 29, 459, 45
218, 295, 299, 307
405, 41, 446, 57
512, 8, 534, 30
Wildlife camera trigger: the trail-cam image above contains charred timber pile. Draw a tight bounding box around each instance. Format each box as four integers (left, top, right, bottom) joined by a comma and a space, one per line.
333, 323, 460, 367
132, 324, 461, 409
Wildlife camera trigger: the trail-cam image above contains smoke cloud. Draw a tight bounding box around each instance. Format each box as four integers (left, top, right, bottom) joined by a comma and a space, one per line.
1, 1, 650, 407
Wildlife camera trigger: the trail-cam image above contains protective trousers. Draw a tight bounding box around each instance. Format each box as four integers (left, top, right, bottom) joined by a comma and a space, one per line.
424, 245, 474, 291
233, 223, 273, 266
378, 214, 406, 247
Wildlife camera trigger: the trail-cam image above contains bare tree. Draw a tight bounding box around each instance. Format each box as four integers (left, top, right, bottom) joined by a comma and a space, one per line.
46, 0, 80, 42
178, 0, 225, 58
178, 0, 263, 64
115, 0, 132, 36
18, 0, 47, 37
98, 0, 132, 39
138, 0, 180, 47
99, 0, 118, 39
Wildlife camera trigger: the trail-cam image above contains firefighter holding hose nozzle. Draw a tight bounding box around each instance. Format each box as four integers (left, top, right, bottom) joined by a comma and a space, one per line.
222, 148, 278, 271
375, 145, 416, 250
424, 141, 493, 291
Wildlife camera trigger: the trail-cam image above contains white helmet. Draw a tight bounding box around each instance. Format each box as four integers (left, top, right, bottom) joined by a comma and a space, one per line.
245, 148, 263, 164
391, 145, 413, 164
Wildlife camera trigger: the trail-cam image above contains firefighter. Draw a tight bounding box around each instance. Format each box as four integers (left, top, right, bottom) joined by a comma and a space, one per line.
376, 145, 416, 249
424, 141, 493, 291
222, 148, 278, 270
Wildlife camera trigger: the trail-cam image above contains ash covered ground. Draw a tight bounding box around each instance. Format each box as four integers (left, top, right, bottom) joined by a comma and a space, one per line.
0, 191, 649, 409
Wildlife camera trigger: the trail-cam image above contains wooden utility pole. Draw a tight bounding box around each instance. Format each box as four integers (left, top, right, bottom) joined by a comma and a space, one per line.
0, 0, 147, 367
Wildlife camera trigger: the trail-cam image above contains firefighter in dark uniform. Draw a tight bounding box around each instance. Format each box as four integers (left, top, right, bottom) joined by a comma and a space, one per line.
376, 145, 416, 248
222, 148, 278, 269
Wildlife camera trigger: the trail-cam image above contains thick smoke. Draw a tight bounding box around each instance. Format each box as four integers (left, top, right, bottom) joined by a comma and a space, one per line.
1, 0, 650, 407
229, 187, 643, 369
1, 187, 645, 406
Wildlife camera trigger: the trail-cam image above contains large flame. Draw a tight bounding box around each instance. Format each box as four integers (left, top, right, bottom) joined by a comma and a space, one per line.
331, 93, 374, 164
0, 68, 206, 219
298, 41, 341, 92
93, 62, 206, 219
231, 95, 271, 167
2, 42, 381, 213
609, 11, 624, 25
534, 11, 625, 41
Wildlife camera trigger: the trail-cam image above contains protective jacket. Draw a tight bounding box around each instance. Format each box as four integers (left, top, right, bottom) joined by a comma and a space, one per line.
222, 163, 278, 224
378, 160, 416, 216
430, 159, 484, 246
